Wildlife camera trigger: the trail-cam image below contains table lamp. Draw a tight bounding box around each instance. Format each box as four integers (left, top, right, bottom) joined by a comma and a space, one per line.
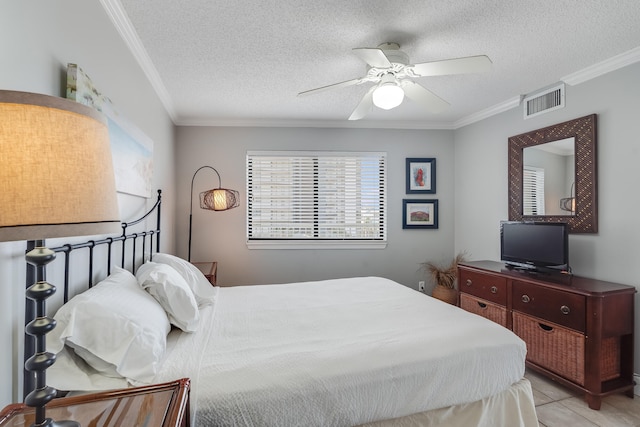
0, 90, 121, 427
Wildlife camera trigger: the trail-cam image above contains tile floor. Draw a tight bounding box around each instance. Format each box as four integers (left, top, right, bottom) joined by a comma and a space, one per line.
525, 370, 640, 426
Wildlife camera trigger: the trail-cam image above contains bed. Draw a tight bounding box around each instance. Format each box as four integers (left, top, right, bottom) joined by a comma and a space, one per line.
26, 192, 538, 426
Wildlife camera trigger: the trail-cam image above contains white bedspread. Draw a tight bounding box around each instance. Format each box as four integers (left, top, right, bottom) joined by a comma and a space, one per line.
154, 277, 527, 426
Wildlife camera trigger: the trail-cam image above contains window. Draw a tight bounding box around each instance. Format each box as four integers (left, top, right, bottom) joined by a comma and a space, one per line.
523, 166, 545, 215
247, 151, 386, 248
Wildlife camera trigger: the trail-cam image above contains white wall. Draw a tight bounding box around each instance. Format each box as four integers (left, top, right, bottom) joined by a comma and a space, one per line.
176, 126, 457, 288
454, 62, 640, 375
0, 1, 177, 407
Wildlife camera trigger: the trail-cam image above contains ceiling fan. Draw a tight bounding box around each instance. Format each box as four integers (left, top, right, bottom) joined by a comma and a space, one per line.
298, 42, 492, 120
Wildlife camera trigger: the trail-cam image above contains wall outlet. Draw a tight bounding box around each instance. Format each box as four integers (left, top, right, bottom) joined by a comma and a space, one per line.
418, 281, 425, 292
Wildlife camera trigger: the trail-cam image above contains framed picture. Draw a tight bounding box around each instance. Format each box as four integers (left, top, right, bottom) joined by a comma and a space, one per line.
403, 199, 438, 229
406, 158, 436, 194
67, 63, 154, 198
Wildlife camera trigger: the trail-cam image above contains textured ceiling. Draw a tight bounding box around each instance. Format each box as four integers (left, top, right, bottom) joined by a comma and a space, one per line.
112, 0, 640, 128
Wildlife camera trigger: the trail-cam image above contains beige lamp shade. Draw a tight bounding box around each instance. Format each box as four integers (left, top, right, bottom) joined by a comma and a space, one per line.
0, 90, 121, 242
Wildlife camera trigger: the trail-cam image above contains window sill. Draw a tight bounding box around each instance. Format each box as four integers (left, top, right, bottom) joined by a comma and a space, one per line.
246, 240, 387, 250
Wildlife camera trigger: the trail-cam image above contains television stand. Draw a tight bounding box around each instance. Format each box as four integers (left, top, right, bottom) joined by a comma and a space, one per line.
458, 260, 636, 410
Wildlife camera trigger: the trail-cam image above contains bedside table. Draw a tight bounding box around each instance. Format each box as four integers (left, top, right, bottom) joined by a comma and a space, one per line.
193, 261, 217, 286
0, 378, 190, 427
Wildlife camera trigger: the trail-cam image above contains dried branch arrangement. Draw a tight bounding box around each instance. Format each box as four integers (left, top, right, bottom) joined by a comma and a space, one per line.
422, 252, 467, 289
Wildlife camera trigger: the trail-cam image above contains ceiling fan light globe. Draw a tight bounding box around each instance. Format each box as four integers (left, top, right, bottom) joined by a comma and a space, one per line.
372, 84, 404, 110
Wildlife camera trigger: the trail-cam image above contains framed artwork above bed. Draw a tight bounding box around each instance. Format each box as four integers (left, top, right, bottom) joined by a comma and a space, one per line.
66, 63, 154, 199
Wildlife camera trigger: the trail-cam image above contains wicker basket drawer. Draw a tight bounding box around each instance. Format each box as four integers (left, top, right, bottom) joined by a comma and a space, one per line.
513, 311, 586, 385
458, 269, 507, 305
513, 312, 621, 386
460, 293, 507, 327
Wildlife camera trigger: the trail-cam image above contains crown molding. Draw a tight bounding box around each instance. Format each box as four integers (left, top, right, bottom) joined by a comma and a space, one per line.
99, 0, 177, 121
175, 117, 455, 130
453, 96, 521, 129
562, 46, 640, 86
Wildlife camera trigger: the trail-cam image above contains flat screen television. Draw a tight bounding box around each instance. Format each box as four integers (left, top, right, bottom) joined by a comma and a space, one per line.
500, 221, 569, 271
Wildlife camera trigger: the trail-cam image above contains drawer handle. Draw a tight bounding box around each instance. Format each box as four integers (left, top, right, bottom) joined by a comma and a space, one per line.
538, 323, 554, 332
521, 295, 530, 303
477, 302, 487, 309
560, 305, 570, 315
490, 286, 498, 294
466, 279, 472, 287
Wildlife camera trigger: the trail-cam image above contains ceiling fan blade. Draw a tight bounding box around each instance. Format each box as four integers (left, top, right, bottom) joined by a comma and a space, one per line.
401, 80, 450, 113
352, 48, 393, 68
348, 87, 375, 120
298, 78, 363, 96
409, 55, 492, 77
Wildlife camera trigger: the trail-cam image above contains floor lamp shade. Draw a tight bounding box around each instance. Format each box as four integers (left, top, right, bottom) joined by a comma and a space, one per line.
0, 90, 121, 242
200, 188, 239, 211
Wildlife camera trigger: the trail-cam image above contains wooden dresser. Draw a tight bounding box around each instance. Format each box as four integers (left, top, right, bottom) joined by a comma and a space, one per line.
458, 260, 636, 410
0, 379, 190, 426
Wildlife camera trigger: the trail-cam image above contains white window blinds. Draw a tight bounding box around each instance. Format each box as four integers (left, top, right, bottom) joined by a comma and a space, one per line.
247, 151, 386, 243
523, 166, 545, 215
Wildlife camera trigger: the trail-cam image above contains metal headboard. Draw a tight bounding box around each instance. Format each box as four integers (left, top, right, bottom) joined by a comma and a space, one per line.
23, 189, 163, 398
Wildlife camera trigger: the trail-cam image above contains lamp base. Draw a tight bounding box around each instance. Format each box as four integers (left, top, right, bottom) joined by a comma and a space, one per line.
24, 246, 79, 427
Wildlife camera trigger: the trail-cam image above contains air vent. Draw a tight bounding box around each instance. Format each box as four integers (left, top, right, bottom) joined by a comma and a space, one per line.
523, 83, 565, 119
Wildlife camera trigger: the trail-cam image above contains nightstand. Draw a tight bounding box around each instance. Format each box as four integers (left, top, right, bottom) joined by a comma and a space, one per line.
193, 261, 217, 286
0, 378, 190, 427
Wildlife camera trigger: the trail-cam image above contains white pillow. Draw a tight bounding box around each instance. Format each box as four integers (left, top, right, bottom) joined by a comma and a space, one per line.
152, 253, 216, 307
47, 267, 171, 384
47, 345, 130, 391
136, 262, 200, 332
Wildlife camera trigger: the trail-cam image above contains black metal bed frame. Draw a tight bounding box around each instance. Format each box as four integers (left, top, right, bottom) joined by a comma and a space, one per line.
23, 190, 163, 399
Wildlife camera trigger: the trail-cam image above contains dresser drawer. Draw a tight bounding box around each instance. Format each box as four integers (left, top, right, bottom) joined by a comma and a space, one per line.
512, 281, 585, 332
513, 312, 586, 385
459, 269, 507, 305
460, 293, 507, 327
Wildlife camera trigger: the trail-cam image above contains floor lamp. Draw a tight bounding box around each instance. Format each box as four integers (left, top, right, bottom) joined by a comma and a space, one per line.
188, 166, 239, 262
0, 90, 121, 427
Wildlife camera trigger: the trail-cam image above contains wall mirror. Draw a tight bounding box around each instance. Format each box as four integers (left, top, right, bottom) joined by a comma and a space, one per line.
523, 137, 575, 217
508, 114, 597, 233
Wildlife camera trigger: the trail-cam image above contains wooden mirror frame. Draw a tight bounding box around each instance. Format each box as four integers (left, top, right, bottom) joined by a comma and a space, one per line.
508, 114, 597, 233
